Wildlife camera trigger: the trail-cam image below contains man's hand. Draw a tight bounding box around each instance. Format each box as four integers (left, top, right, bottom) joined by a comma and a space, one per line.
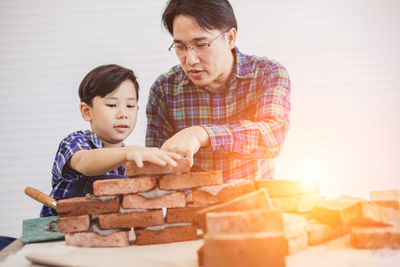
161, 126, 210, 166
125, 146, 181, 168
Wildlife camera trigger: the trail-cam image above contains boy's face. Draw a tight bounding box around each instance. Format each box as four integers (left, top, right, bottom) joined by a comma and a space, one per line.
80, 79, 138, 147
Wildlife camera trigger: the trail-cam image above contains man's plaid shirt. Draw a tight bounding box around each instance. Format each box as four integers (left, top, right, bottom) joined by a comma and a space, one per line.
146, 47, 290, 182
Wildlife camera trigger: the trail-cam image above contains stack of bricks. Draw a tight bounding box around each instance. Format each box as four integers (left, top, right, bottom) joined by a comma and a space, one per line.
196, 180, 400, 267
196, 188, 287, 267
57, 158, 230, 247
311, 189, 400, 249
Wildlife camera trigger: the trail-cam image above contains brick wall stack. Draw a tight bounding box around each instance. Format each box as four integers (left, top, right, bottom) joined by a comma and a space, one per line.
58, 158, 229, 247
57, 169, 400, 254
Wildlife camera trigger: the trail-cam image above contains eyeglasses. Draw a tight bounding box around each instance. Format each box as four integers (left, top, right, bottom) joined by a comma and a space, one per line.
168, 30, 228, 57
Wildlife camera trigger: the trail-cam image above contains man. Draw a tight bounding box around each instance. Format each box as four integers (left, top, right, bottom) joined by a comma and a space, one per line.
146, 0, 290, 182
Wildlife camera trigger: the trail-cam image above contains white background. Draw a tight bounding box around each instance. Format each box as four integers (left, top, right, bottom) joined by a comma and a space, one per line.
0, 0, 399, 237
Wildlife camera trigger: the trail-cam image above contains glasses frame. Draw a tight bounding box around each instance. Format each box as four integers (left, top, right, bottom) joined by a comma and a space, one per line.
168, 30, 229, 54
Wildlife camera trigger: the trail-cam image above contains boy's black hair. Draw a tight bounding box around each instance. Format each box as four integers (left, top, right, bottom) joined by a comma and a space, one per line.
162, 0, 237, 35
78, 64, 139, 106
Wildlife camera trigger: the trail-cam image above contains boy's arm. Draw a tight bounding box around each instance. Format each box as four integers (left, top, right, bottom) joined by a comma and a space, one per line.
69, 146, 181, 176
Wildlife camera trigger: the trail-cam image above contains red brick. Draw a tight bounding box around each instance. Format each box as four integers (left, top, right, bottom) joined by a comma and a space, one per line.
122, 192, 185, 209
305, 219, 349, 245
192, 179, 255, 205
283, 213, 309, 237
196, 189, 274, 233
135, 224, 198, 245
57, 215, 90, 233
255, 179, 319, 197
349, 201, 400, 226
198, 246, 204, 267
271, 195, 325, 213
65, 231, 129, 247
206, 210, 283, 234
125, 157, 190, 177
350, 226, 400, 249
202, 232, 286, 267
371, 190, 400, 201
99, 210, 164, 229
93, 177, 156, 196
57, 197, 120, 216
159, 170, 223, 190
166, 206, 205, 224
312, 196, 363, 226
285, 231, 308, 255
370, 190, 400, 210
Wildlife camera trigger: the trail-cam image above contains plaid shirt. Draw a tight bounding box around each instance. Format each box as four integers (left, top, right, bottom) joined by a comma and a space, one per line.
146, 47, 291, 182
40, 130, 125, 217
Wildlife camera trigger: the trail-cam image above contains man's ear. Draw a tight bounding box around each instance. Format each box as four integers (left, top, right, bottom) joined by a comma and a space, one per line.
79, 102, 92, 122
226, 27, 237, 50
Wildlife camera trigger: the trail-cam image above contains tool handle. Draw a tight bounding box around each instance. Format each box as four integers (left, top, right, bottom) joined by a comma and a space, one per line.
25, 186, 57, 209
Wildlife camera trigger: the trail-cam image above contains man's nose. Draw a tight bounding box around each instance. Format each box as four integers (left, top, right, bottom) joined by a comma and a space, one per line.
185, 48, 200, 65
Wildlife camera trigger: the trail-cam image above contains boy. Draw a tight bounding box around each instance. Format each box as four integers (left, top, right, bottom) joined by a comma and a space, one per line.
41, 64, 180, 217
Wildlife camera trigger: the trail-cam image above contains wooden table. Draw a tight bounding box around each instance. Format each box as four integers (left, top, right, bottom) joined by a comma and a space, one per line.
1, 235, 399, 266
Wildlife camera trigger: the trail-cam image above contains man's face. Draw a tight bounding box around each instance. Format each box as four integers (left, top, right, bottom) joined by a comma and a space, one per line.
83, 80, 139, 148
172, 14, 236, 91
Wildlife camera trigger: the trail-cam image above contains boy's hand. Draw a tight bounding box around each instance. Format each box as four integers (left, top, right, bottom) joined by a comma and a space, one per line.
160, 126, 210, 166
126, 146, 181, 168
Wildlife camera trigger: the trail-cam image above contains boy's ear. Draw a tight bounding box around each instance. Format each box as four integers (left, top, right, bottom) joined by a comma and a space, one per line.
79, 102, 92, 122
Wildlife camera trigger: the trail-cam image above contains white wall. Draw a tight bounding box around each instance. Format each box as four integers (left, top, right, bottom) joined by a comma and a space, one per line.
0, 0, 399, 237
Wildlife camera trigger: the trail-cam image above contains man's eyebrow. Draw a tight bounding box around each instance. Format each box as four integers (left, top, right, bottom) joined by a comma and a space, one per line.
173, 36, 208, 43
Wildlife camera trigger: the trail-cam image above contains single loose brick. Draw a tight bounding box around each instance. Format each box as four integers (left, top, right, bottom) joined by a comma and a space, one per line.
202, 232, 286, 267
371, 190, 400, 201
349, 201, 400, 226
297, 195, 326, 212
285, 231, 308, 255
135, 224, 198, 245
254, 179, 319, 197
57, 215, 90, 233
159, 170, 223, 190
166, 206, 205, 224
99, 210, 164, 229
283, 213, 309, 238
306, 219, 349, 245
206, 210, 283, 234
370, 190, 400, 210
65, 231, 129, 247
125, 157, 191, 177
196, 189, 273, 233
198, 246, 204, 267
57, 197, 120, 216
93, 177, 156, 196
350, 226, 400, 249
312, 196, 363, 226
192, 179, 255, 205
122, 192, 185, 209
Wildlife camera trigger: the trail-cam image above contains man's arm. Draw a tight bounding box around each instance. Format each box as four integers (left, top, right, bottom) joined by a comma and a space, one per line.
70, 146, 181, 176
201, 63, 290, 159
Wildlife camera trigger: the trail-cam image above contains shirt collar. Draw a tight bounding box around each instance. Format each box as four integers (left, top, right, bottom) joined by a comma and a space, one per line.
84, 130, 104, 148
234, 47, 256, 79
180, 46, 255, 87
83, 130, 126, 148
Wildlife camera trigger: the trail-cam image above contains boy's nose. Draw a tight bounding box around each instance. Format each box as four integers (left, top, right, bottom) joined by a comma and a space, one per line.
117, 108, 128, 119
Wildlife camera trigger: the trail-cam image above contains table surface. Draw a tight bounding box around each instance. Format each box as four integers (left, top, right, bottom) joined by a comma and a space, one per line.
1, 235, 400, 267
